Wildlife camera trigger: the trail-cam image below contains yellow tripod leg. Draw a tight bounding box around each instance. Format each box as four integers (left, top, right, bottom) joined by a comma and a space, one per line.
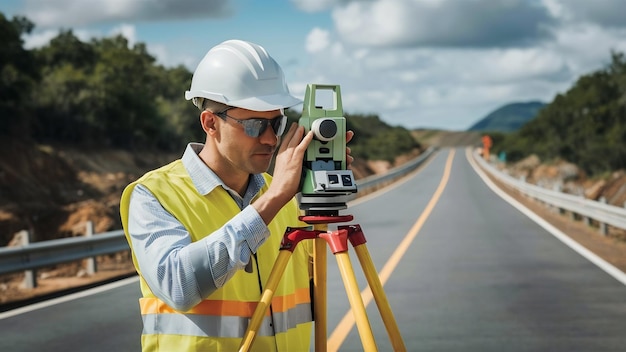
335, 251, 377, 352
354, 244, 407, 352
239, 250, 292, 352
314, 231, 328, 352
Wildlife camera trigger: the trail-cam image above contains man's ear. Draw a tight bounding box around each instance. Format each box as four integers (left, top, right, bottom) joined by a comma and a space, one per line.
200, 110, 218, 135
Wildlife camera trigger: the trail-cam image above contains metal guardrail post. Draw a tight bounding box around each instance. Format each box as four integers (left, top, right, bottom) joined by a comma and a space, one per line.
582, 195, 591, 226
85, 221, 96, 275
20, 230, 36, 289
553, 184, 563, 214
599, 197, 607, 236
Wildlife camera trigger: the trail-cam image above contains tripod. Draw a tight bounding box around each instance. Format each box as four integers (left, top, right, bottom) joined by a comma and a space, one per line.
238, 212, 407, 351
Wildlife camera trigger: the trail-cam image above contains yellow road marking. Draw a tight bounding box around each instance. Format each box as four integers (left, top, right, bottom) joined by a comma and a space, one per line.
328, 149, 456, 351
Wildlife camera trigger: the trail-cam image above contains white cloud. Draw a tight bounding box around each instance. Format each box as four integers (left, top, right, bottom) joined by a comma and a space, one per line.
23, 28, 97, 49
554, 0, 626, 27
22, 24, 139, 50
290, 0, 346, 13
332, 0, 555, 48
22, 29, 59, 49
21, 0, 233, 28
147, 43, 199, 69
550, 23, 626, 73
109, 24, 137, 46
454, 48, 570, 84
306, 28, 331, 53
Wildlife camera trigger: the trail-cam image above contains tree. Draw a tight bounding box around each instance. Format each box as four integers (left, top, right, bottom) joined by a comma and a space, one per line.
153, 64, 204, 147
37, 29, 96, 69
0, 13, 39, 136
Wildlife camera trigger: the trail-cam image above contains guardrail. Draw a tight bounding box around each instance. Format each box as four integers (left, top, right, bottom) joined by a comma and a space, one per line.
350, 146, 436, 198
0, 147, 436, 287
473, 149, 626, 233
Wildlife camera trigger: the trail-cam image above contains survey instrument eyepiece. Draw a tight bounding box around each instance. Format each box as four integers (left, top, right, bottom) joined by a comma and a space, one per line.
311, 118, 338, 141
297, 84, 357, 214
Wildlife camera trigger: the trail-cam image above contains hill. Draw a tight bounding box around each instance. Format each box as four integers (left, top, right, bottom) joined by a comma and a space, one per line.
468, 101, 546, 132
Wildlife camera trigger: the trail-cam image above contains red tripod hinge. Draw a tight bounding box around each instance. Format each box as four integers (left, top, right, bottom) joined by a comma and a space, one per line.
280, 227, 321, 252
339, 224, 367, 247
319, 228, 350, 254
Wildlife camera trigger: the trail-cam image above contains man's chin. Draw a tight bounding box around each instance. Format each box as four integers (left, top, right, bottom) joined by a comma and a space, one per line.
251, 157, 273, 174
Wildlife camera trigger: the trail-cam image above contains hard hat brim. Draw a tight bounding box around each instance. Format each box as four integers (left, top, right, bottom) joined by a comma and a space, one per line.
228, 93, 303, 111
186, 90, 302, 111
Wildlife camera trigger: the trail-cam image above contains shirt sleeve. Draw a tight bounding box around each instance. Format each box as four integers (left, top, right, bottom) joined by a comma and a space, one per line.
127, 184, 270, 311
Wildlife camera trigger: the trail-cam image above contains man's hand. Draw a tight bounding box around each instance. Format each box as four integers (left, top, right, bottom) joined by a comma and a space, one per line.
346, 130, 354, 168
253, 123, 313, 225
272, 123, 314, 203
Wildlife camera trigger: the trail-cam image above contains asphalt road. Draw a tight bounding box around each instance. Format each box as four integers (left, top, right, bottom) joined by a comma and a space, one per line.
1, 147, 625, 352
0, 277, 142, 351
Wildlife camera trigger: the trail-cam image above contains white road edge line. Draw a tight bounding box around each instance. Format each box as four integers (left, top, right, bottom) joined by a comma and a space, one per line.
466, 147, 626, 286
0, 276, 139, 320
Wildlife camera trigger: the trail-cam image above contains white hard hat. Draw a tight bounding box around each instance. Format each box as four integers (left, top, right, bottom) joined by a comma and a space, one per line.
185, 39, 301, 111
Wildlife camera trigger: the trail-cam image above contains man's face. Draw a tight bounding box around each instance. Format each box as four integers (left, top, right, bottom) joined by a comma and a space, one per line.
215, 107, 284, 175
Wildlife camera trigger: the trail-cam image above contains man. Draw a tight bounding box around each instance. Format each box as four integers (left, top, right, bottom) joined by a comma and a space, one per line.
120, 39, 353, 351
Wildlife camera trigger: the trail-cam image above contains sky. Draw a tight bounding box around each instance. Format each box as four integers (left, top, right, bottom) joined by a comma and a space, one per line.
3, 0, 626, 131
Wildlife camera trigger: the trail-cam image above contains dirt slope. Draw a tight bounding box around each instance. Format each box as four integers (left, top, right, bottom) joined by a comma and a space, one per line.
0, 140, 388, 247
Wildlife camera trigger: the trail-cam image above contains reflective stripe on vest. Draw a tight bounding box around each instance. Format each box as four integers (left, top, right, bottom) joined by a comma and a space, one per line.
139, 287, 312, 337
140, 304, 312, 337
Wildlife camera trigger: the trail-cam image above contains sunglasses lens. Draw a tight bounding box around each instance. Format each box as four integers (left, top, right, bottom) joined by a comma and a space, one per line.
243, 116, 286, 137
227, 114, 287, 138
244, 120, 264, 138
272, 116, 287, 136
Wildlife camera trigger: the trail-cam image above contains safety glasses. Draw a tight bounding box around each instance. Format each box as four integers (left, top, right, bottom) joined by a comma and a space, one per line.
216, 110, 287, 138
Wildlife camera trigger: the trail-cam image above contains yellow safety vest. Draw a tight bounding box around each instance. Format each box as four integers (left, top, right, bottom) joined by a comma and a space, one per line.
120, 160, 313, 351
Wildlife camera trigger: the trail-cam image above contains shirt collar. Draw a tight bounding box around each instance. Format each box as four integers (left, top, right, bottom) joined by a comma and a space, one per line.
181, 143, 266, 200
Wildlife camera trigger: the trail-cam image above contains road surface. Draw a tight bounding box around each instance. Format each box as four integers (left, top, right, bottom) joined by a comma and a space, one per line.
1, 148, 625, 351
